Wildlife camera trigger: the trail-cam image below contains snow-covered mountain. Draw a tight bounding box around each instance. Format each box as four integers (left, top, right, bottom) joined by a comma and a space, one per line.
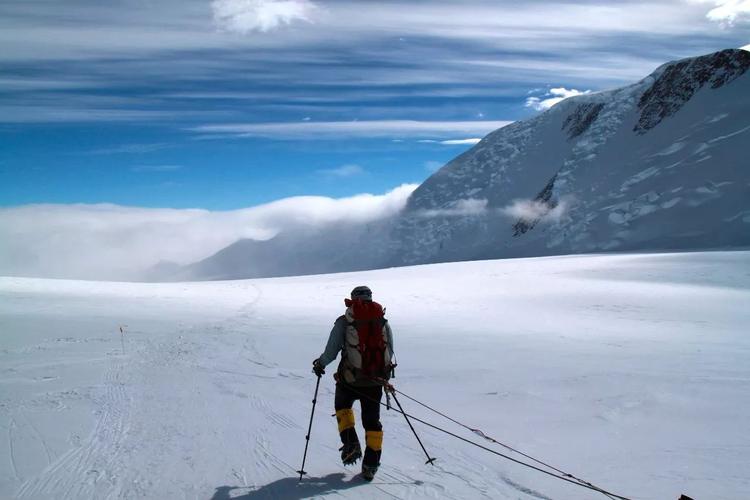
176, 49, 750, 280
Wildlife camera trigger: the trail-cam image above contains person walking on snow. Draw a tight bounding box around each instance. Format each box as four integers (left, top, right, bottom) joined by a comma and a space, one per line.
312, 286, 395, 481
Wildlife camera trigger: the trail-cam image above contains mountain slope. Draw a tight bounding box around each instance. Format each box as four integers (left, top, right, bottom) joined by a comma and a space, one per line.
178, 49, 750, 281
391, 48, 750, 265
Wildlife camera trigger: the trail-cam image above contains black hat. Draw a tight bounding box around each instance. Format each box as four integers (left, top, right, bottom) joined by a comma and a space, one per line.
350, 286, 372, 301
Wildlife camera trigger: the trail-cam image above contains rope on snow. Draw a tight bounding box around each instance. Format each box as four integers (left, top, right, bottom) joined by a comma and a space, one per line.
345, 382, 632, 500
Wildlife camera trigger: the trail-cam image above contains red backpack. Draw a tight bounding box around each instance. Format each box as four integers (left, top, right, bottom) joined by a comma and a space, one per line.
341, 298, 391, 383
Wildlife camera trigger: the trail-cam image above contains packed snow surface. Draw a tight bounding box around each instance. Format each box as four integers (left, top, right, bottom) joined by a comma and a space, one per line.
1, 251, 749, 499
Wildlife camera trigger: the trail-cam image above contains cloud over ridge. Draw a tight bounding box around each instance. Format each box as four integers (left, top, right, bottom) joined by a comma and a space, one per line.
525, 87, 591, 111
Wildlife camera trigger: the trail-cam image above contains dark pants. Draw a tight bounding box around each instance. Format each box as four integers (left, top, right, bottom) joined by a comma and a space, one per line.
334, 383, 383, 467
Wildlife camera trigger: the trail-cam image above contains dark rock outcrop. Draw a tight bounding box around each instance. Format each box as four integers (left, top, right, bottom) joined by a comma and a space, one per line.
634, 49, 750, 134
563, 102, 605, 139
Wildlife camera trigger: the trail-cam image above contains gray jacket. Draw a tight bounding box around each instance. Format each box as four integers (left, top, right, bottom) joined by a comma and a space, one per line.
318, 315, 395, 385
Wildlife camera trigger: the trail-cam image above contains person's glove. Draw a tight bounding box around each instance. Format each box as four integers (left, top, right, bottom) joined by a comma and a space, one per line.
312, 359, 325, 377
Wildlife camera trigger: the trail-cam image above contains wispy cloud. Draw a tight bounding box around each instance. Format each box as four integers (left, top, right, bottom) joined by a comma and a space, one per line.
317, 164, 366, 177
0, 184, 418, 280
424, 160, 444, 172
190, 120, 512, 140
0, 77, 102, 91
131, 165, 184, 172
419, 198, 489, 217
89, 143, 171, 155
212, 0, 317, 33
0, 1, 719, 63
414, 196, 575, 222
3, 0, 745, 128
525, 87, 591, 111
442, 138, 482, 145
0, 106, 191, 124
419, 138, 483, 145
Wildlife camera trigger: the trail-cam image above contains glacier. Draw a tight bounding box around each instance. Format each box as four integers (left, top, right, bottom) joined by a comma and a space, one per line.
1, 251, 749, 499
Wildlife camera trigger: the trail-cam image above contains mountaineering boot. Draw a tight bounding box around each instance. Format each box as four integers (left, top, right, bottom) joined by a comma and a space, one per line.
336, 409, 361, 465
361, 463, 378, 481
339, 440, 362, 465
361, 430, 383, 480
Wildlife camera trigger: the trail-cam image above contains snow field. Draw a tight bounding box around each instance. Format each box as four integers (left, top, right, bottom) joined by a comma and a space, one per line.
1, 251, 749, 499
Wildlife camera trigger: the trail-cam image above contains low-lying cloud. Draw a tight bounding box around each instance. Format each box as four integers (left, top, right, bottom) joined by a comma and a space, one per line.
416, 196, 573, 224
0, 184, 417, 281
501, 197, 571, 223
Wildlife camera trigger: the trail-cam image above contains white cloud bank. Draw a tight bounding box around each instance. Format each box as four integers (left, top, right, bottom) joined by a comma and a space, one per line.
525, 87, 591, 111
212, 0, 317, 34
0, 184, 417, 281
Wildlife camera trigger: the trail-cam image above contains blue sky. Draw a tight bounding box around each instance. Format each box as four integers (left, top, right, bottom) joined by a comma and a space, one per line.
1, 0, 749, 210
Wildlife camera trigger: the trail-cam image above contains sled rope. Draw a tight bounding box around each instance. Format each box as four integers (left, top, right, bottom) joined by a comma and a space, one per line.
346, 384, 631, 500
391, 387, 618, 498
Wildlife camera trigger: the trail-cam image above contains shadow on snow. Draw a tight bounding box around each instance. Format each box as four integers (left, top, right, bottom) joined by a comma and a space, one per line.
211, 472, 415, 499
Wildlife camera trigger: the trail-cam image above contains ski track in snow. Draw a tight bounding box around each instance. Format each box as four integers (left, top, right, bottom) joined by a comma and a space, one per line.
1, 254, 749, 499
16, 358, 131, 500
8, 419, 20, 483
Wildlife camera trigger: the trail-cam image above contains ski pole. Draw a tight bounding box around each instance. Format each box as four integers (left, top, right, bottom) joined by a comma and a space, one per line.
297, 373, 322, 481
390, 389, 436, 465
